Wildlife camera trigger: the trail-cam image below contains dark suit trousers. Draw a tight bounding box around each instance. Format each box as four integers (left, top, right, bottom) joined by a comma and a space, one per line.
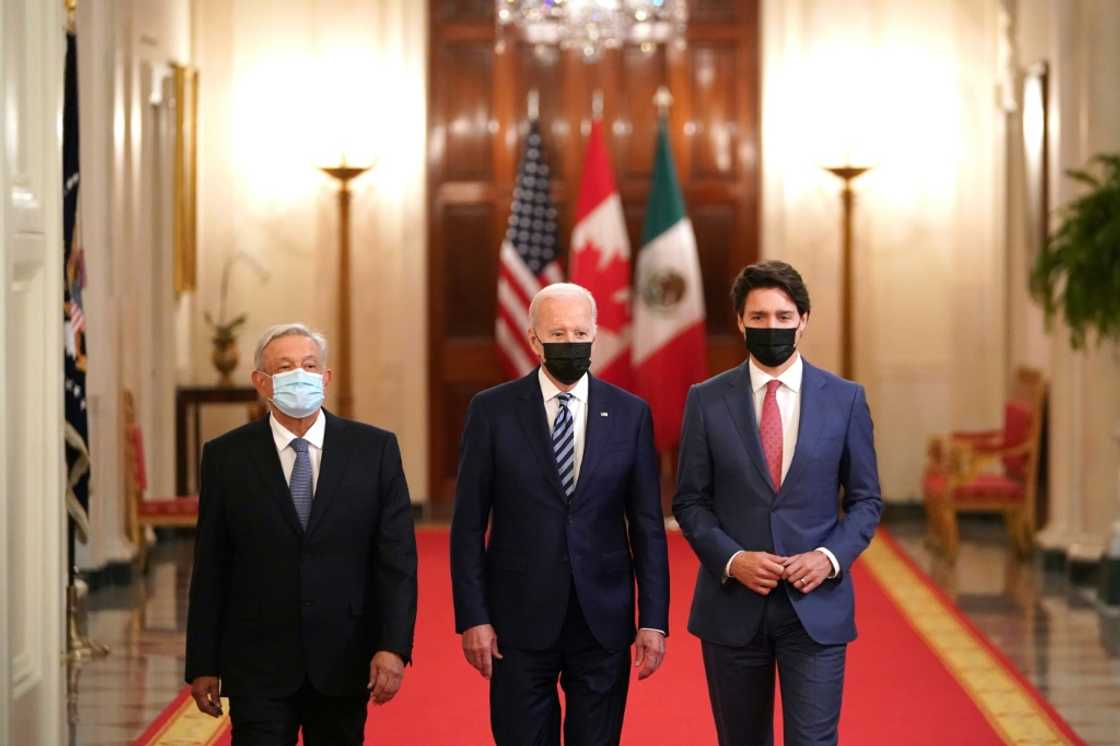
490, 582, 631, 746
701, 587, 846, 746
229, 677, 369, 746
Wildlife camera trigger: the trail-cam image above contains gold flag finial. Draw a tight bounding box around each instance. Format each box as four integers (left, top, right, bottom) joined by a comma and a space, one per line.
527, 88, 539, 121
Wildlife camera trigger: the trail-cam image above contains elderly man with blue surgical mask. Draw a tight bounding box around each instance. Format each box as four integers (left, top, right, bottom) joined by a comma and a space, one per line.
185, 323, 418, 746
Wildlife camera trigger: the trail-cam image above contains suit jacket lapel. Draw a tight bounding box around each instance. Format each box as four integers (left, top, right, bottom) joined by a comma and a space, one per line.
723, 362, 778, 497
305, 410, 353, 538
516, 372, 567, 499
777, 361, 827, 499
247, 416, 304, 536
572, 376, 611, 502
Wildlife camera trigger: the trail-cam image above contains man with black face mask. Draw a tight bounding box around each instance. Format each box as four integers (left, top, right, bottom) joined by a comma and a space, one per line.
451, 282, 670, 746
674, 261, 883, 746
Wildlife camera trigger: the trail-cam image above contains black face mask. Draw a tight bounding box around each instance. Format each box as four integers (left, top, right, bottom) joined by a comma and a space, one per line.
540, 342, 592, 385
744, 327, 798, 368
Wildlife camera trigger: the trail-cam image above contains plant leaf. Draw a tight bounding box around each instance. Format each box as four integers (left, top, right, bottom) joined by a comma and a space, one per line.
1032, 152, 1120, 349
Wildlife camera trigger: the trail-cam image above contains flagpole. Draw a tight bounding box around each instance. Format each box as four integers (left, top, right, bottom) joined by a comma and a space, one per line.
64, 523, 110, 661
62, 10, 111, 663
653, 85, 676, 515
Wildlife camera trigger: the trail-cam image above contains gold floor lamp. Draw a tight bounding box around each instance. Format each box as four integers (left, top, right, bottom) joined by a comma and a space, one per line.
320, 163, 370, 419
824, 166, 871, 381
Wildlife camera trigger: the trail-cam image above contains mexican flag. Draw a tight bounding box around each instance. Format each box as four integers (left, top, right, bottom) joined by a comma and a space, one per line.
633, 119, 707, 452
569, 119, 633, 389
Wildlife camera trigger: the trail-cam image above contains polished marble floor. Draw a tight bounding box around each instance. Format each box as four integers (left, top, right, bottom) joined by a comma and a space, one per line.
69, 538, 196, 745
890, 518, 1120, 745
69, 516, 1120, 745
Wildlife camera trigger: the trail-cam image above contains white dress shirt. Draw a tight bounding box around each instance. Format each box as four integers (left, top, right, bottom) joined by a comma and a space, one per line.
725, 353, 839, 579
749, 354, 802, 483
539, 368, 589, 485
269, 410, 326, 493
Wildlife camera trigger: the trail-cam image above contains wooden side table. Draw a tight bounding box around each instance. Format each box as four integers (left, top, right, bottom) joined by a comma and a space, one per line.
175, 386, 261, 495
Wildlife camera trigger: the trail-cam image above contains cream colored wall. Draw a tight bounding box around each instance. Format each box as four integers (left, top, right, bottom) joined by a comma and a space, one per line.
76, 0, 129, 571
76, 0, 192, 572
762, 0, 1007, 502
159, 0, 1118, 527
191, 0, 429, 501
1004, 1, 1050, 375
1012, 0, 1120, 560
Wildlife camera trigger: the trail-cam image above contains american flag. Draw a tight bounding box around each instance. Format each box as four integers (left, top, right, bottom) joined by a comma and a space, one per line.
496, 120, 562, 378
63, 30, 92, 542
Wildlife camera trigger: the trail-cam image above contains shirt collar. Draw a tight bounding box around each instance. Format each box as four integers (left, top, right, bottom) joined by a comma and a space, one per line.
748, 352, 803, 394
269, 409, 326, 452
538, 366, 589, 404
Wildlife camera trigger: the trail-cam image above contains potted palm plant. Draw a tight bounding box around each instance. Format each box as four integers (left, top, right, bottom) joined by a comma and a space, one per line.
1030, 152, 1120, 603
1030, 153, 1120, 349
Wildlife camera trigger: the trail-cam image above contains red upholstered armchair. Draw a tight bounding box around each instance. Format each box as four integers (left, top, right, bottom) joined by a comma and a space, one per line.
123, 390, 198, 568
922, 368, 1046, 559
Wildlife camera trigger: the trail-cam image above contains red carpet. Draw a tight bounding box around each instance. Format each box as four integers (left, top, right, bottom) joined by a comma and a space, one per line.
137, 528, 1084, 745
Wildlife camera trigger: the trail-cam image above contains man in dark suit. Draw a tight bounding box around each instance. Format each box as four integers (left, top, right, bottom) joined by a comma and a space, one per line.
674, 261, 883, 746
451, 283, 670, 746
186, 323, 417, 745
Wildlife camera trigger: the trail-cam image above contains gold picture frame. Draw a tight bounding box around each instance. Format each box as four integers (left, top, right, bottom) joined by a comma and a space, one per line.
172, 63, 198, 294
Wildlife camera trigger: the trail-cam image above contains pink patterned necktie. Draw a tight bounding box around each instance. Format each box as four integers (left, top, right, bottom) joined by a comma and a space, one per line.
760, 379, 783, 489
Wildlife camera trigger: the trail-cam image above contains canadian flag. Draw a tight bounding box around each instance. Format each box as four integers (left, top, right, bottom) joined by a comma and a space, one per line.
569, 119, 633, 389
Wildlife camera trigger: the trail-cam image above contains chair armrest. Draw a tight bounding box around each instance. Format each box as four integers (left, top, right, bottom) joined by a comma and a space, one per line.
947, 440, 1032, 482
949, 429, 1003, 451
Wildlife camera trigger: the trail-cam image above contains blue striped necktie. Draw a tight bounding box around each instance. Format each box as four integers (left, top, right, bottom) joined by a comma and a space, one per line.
289, 437, 313, 529
553, 393, 576, 499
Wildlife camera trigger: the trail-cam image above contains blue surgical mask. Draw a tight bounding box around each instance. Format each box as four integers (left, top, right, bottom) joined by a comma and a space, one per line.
269, 368, 324, 418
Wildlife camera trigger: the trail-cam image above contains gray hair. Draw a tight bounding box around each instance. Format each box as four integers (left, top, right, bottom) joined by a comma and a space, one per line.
254, 323, 329, 370
528, 283, 598, 328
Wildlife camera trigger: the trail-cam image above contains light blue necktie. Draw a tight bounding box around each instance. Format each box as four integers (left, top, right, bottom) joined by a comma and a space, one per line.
553, 393, 576, 499
289, 437, 313, 529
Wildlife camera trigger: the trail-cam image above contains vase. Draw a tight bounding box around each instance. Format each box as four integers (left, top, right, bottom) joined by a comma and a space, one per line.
211, 337, 239, 386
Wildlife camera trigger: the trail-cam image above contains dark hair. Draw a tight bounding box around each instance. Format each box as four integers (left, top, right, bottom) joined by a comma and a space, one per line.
730, 261, 811, 317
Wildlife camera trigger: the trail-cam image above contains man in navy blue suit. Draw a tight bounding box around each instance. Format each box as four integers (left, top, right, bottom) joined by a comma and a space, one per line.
675, 261, 883, 746
451, 283, 670, 746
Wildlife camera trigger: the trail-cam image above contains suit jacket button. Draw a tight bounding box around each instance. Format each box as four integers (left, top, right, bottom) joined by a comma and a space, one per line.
303, 600, 313, 608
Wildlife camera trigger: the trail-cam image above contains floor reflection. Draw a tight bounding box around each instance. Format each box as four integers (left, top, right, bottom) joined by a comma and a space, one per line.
69, 518, 1120, 745
891, 516, 1120, 745
68, 538, 194, 745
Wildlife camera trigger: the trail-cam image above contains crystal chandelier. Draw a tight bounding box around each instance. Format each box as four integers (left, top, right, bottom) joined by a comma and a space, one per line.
496, 0, 689, 59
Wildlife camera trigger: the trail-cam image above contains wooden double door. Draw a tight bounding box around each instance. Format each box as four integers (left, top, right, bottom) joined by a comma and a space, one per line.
427, 0, 761, 515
